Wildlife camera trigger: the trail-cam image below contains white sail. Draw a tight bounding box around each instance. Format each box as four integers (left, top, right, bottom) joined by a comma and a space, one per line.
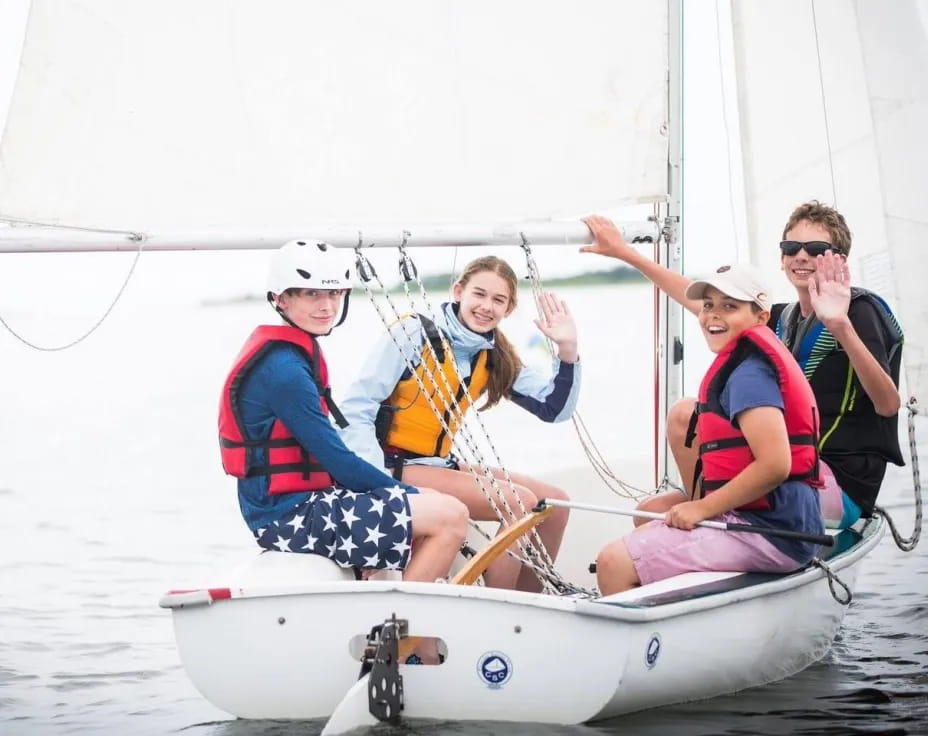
730, 0, 928, 411
0, 0, 668, 237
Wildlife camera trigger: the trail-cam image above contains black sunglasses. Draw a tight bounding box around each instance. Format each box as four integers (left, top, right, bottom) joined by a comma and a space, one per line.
779, 240, 844, 257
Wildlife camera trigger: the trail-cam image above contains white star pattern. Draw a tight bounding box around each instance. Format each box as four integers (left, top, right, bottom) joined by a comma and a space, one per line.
339, 536, 358, 557
364, 526, 386, 545
341, 506, 360, 527
392, 506, 411, 531
255, 486, 417, 574
391, 539, 411, 557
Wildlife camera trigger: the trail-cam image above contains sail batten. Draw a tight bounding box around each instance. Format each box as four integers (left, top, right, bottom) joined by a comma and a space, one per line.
0, 1, 670, 232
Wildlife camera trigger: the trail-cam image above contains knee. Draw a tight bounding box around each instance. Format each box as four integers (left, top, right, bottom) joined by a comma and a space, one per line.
596, 540, 635, 595
596, 540, 623, 570
444, 497, 470, 536
667, 398, 696, 445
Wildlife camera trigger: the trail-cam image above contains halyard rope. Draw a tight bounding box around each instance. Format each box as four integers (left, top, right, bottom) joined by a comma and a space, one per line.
517, 236, 677, 502
810, 558, 852, 605
0, 240, 144, 351
874, 396, 922, 552
394, 244, 562, 577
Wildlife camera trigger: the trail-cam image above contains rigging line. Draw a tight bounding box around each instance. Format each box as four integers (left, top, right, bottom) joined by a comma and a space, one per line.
0, 216, 143, 238
354, 249, 564, 589
397, 247, 547, 522
518, 240, 660, 501
714, 0, 741, 255
393, 246, 562, 577
526, 268, 648, 499
390, 249, 579, 591
876, 397, 922, 552
810, 0, 839, 207
0, 246, 143, 351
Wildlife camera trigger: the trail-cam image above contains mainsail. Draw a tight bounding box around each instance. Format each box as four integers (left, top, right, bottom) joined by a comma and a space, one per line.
0, 0, 669, 239
730, 0, 928, 412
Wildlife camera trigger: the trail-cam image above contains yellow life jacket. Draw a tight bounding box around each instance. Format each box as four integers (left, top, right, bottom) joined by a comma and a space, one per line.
379, 314, 491, 458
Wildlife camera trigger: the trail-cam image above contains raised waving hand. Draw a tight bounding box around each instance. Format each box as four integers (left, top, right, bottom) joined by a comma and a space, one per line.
808, 250, 851, 325
533, 291, 578, 363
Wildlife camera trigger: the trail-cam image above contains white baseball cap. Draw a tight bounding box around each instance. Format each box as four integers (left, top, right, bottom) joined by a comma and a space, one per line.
684, 263, 771, 311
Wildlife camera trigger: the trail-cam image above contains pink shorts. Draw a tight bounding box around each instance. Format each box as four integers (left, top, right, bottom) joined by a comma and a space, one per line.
622, 511, 800, 586
818, 460, 860, 529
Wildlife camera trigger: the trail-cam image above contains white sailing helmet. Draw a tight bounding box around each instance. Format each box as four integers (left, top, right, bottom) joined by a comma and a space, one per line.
266, 239, 353, 296
267, 239, 354, 331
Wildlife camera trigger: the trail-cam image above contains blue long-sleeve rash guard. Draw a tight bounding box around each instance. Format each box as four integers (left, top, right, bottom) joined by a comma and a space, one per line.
235, 343, 417, 531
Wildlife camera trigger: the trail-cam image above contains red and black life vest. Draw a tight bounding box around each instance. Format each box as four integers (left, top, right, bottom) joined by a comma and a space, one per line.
694, 325, 821, 511
218, 325, 344, 495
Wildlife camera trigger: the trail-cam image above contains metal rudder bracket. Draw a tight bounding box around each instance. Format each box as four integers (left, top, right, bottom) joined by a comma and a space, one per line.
360, 614, 408, 724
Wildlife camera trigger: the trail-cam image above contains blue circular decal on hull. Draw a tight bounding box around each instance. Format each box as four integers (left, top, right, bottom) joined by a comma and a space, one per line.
645, 633, 661, 669
477, 651, 513, 689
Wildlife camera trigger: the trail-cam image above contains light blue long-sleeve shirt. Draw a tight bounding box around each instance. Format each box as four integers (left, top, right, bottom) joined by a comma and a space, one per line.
339, 302, 581, 470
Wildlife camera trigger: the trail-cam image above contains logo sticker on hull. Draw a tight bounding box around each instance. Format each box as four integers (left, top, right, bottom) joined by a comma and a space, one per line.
645, 633, 661, 669
477, 651, 513, 689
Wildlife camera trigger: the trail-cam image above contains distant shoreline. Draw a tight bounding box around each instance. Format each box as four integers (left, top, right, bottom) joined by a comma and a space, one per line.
202, 266, 646, 306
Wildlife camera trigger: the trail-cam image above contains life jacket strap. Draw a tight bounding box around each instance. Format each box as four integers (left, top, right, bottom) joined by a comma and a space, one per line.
698, 436, 748, 454
684, 409, 699, 449
321, 386, 349, 429
245, 460, 328, 478
220, 437, 302, 449
383, 445, 424, 482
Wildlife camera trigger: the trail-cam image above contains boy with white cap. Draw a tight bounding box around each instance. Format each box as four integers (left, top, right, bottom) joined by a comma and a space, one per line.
592, 263, 825, 594
582, 208, 904, 531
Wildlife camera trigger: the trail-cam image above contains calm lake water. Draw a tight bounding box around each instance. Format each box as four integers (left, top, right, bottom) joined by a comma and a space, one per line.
1, 283, 926, 734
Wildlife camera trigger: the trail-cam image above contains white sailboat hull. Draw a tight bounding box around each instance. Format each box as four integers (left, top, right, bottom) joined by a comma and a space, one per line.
160, 517, 883, 725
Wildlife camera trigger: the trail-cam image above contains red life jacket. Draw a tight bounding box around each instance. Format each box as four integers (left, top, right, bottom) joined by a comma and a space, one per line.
695, 325, 821, 512
218, 325, 336, 495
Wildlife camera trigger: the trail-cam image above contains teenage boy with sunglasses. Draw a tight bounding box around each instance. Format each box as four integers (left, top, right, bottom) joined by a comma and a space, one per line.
581, 202, 904, 529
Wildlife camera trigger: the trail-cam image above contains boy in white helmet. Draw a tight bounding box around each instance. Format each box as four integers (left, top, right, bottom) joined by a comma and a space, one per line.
218, 240, 469, 607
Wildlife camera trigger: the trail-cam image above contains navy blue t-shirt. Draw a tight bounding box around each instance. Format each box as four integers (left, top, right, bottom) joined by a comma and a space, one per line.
717, 354, 824, 563
235, 343, 418, 530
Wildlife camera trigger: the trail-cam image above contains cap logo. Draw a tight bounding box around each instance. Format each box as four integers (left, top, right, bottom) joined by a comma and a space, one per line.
716, 265, 731, 273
